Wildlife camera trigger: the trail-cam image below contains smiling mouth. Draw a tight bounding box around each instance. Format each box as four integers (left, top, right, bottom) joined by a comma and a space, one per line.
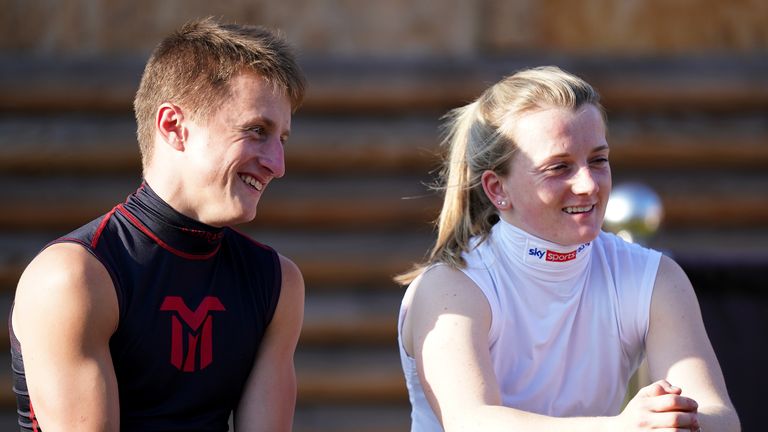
563, 205, 594, 214
239, 173, 264, 191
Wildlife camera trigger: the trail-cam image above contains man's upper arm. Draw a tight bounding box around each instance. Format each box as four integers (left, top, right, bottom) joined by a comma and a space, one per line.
11, 242, 120, 432
646, 255, 736, 412
234, 254, 304, 432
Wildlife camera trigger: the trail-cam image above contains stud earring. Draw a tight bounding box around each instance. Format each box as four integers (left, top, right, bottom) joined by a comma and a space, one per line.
497, 200, 507, 207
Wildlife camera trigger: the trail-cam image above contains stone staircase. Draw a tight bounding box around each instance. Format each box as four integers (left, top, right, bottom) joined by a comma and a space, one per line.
1, 55, 767, 431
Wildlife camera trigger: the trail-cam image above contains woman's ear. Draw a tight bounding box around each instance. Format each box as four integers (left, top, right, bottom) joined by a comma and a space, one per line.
156, 103, 187, 151
481, 170, 511, 210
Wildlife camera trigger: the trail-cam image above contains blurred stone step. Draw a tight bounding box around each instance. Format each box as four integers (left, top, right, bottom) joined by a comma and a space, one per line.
0, 293, 11, 352
0, 411, 19, 431
2, 56, 767, 113
608, 115, 768, 170
612, 171, 768, 228
0, 115, 140, 173
650, 228, 768, 262
2, 115, 767, 174
296, 347, 405, 403
293, 404, 410, 432
0, 354, 14, 409
301, 289, 401, 346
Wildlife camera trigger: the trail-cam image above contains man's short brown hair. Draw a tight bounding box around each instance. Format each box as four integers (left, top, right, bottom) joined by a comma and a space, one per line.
133, 17, 306, 169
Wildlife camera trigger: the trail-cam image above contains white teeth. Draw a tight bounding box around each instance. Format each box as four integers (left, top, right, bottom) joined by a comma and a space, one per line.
239, 174, 263, 191
564, 206, 593, 214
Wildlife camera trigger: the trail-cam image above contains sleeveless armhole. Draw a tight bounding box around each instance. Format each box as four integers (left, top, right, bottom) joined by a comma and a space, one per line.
399, 258, 501, 359
639, 250, 662, 343
230, 228, 283, 327
46, 237, 124, 324
266, 248, 282, 326
398, 263, 446, 358
603, 232, 662, 363
458, 246, 503, 349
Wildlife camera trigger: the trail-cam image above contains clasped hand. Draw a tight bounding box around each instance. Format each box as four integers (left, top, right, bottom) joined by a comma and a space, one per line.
616, 380, 700, 431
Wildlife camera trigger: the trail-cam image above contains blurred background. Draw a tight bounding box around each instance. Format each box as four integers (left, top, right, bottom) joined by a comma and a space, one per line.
1, 0, 766, 430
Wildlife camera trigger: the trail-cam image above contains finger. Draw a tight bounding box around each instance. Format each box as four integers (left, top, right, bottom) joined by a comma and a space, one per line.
639, 379, 679, 397
638, 381, 666, 397
647, 394, 699, 413
647, 410, 699, 428
655, 379, 682, 395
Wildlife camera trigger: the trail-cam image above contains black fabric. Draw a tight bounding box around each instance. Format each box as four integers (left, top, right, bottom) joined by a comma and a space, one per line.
11, 183, 281, 431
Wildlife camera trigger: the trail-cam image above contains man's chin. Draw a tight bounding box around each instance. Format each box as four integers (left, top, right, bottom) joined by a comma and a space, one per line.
203, 208, 258, 227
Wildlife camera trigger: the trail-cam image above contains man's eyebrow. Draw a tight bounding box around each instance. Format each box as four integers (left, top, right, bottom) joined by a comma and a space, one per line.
241, 116, 275, 129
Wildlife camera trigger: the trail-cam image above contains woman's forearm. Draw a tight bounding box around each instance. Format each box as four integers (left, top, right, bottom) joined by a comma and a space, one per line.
698, 404, 741, 432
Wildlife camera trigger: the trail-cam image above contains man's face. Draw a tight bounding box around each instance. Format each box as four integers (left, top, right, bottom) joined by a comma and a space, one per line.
499, 104, 611, 246
181, 70, 292, 227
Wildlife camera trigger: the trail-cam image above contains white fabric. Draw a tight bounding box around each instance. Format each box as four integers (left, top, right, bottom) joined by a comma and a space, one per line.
398, 220, 661, 431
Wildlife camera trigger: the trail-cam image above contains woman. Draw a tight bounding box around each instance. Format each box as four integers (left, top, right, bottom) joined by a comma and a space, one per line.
397, 66, 739, 431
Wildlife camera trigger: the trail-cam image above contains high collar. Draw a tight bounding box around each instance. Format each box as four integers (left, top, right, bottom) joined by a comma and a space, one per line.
492, 219, 593, 282
120, 183, 225, 257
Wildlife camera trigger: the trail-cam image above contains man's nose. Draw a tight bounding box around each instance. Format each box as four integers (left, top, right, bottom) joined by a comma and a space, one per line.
261, 138, 286, 178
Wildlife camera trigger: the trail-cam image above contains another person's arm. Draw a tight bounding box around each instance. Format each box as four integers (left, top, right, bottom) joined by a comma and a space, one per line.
234, 254, 305, 432
12, 243, 120, 432
404, 265, 699, 432
646, 255, 741, 431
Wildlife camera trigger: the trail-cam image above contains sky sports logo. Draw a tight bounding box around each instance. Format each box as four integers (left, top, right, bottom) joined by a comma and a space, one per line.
528, 242, 590, 263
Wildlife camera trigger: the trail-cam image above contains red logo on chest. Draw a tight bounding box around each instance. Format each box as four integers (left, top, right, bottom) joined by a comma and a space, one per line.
160, 296, 226, 372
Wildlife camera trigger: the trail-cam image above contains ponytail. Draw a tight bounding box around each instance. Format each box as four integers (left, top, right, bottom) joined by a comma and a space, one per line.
432, 101, 484, 264
395, 100, 501, 284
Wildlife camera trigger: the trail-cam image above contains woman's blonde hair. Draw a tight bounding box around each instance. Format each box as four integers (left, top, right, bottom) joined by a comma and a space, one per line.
396, 66, 604, 284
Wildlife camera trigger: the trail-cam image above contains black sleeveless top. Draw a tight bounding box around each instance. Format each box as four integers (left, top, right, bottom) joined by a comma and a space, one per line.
10, 183, 282, 431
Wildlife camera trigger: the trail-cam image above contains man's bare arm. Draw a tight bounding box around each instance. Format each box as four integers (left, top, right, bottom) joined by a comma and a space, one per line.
12, 242, 120, 432
234, 254, 305, 432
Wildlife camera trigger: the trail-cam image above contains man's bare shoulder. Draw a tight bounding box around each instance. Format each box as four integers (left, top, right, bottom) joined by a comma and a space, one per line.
277, 254, 304, 297
13, 242, 119, 341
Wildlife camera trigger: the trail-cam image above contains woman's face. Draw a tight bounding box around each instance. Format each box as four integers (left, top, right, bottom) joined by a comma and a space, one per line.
498, 104, 611, 245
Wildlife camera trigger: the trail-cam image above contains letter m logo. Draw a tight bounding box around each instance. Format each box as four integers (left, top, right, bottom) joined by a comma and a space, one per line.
160, 296, 226, 372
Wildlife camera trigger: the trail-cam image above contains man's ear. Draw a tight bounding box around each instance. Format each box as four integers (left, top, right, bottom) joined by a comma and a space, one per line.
156, 103, 187, 151
481, 170, 511, 210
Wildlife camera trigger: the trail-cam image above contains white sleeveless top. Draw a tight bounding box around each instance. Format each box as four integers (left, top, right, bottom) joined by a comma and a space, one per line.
398, 220, 661, 431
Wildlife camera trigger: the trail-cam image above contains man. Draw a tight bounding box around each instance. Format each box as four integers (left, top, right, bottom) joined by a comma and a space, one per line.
10, 17, 306, 431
